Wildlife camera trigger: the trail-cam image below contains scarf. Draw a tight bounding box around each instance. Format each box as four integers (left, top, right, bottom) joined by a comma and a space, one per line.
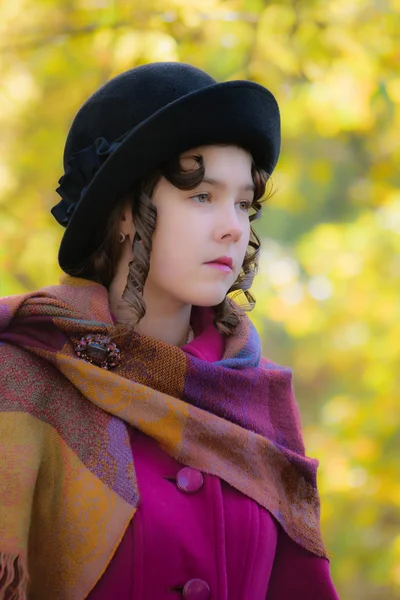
0, 276, 326, 600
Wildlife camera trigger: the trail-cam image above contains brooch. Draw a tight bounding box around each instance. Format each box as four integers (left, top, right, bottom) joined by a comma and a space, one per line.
74, 333, 121, 370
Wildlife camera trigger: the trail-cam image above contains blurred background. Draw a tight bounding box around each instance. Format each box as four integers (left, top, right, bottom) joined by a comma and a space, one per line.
0, 0, 399, 597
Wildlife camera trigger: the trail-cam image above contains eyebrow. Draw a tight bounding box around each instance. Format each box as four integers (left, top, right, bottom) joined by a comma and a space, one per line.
202, 177, 255, 193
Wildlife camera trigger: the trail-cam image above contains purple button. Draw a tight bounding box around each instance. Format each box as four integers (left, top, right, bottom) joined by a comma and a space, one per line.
183, 578, 211, 600
176, 467, 204, 493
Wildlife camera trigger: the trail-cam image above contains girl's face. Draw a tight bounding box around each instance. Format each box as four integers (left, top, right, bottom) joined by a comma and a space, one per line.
148, 144, 254, 307
119, 144, 254, 310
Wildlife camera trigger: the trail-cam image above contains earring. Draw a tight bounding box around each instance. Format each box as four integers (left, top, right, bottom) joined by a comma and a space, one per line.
119, 232, 126, 243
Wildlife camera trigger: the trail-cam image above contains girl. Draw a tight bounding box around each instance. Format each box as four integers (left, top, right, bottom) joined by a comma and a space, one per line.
0, 62, 339, 599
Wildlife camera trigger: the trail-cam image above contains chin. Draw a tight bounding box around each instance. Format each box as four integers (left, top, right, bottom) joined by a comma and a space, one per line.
186, 287, 229, 308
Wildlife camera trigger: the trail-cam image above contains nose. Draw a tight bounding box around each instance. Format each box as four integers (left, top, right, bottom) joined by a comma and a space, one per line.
214, 206, 245, 243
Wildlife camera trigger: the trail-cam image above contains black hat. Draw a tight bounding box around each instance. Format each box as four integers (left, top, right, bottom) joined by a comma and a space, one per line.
51, 62, 281, 274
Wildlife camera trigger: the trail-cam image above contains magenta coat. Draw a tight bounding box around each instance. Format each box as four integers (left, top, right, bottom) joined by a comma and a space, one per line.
87, 314, 339, 600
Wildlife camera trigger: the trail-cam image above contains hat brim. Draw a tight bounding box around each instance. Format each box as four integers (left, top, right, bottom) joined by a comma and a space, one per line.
58, 80, 280, 273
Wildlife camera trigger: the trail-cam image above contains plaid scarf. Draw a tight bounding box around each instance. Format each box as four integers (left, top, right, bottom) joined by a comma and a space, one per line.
0, 276, 326, 600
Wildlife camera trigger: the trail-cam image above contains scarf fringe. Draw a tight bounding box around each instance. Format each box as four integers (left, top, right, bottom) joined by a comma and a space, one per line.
0, 554, 28, 600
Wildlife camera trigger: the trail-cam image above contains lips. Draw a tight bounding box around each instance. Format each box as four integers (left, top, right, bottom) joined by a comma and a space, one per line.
206, 256, 233, 269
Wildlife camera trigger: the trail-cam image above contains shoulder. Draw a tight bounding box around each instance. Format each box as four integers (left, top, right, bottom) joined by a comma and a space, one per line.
0, 340, 107, 446
0, 341, 65, 413
256, 355, 294, 395
256, 356, 305, 454
260, 356, 293, 377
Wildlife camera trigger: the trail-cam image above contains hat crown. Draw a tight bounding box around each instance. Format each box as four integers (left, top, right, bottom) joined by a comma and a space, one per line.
64, 62, 216, 165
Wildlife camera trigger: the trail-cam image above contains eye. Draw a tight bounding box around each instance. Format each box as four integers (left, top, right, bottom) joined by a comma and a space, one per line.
190, 192, 210, 203
238, 200, 253, 211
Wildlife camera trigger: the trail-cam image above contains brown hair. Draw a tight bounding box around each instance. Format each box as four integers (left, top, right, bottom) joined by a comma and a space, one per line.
71, 146, 272, 336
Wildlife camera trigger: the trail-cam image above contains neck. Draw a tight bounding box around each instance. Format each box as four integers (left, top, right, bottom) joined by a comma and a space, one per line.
134, 308, 193, 348
110, 287, 193, 348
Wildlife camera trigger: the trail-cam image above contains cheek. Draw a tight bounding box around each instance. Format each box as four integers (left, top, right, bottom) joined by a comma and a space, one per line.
239, 226, 251, 263
149, 223, 192, 278
153, 211, 200, 257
